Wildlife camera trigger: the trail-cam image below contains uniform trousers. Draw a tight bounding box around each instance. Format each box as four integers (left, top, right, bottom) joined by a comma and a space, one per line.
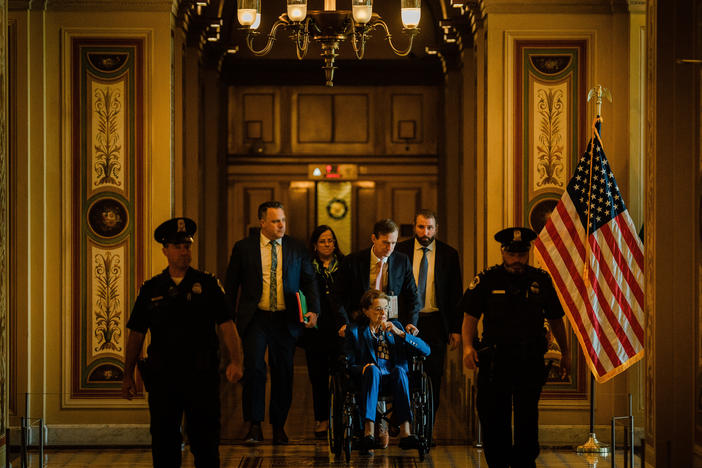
417, 312, 447, 416
476, 345, 545, 468
242, 309, 297, 426
147, 370, 221, 468
360, 364, 411, 424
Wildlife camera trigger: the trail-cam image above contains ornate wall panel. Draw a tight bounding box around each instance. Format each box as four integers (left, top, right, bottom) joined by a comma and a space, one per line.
317, 181, 352, 254
70, 39, 144, 399
515, 40, 587, 399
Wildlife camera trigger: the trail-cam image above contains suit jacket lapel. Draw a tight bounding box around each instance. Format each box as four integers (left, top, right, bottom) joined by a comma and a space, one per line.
361, 249, 371, 291
281, 235, 290, 285
386, 252, 396, 293
252, 235, 263, 283
364, 326, 377, 364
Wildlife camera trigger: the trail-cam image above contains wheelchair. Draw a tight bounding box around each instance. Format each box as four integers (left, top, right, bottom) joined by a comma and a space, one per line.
328, 355, 434, 461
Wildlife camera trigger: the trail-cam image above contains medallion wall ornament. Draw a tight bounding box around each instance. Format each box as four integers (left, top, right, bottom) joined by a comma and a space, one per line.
514, 40, 588, 399
69, 39, 144, 399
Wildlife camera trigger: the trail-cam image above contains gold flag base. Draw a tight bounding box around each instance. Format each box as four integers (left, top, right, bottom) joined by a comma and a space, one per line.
576, 433, 610, 453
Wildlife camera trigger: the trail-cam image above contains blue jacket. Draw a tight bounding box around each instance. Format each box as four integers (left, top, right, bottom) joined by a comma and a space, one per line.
344, 320, 430, 378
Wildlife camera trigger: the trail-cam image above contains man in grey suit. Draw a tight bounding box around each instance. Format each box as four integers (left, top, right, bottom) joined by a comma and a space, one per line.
396, 210, 463, 438
225, 201, 320, 445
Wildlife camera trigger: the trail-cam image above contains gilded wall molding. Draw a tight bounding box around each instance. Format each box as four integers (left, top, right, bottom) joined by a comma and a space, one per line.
643, 0, 656, 445
480, 0, 631, 14
0, 0, 8, 451
10, 0, 176, 12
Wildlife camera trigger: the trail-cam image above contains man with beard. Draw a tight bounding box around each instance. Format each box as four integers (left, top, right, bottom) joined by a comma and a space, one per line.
460, 227, 570, 468
396, 210, 462, 441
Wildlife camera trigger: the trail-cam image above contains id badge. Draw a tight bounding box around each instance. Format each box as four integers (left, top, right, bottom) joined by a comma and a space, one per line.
387, 295, 399, 319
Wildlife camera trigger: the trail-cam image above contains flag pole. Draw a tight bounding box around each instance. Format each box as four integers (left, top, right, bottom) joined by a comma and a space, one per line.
576, 373, 610, 454
576, 84, 613, 456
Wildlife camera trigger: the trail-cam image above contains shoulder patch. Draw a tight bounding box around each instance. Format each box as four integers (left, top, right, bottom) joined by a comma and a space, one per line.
468, 275, 480, 290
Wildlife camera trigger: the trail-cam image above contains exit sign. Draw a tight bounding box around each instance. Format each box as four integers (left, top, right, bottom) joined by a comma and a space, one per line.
308, 164, 358, 180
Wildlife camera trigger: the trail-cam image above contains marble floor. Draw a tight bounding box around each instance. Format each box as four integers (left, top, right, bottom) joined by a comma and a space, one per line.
11, 352, 646, 467
13, 445, 641, 468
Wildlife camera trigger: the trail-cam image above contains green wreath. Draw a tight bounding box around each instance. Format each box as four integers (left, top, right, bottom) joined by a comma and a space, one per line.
326, 198, 348, 220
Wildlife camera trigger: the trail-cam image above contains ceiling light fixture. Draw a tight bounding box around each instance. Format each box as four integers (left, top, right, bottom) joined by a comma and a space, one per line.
237, 0, 421, 86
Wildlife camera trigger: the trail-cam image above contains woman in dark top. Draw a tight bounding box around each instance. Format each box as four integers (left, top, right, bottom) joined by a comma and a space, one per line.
303, 225, 345, 438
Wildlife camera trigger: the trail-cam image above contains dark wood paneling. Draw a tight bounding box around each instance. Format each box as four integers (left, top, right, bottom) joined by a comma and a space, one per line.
334, 94, 369, 143
391, 94, 423, 143
287, 183, 314, 243
391, 187, 420, 225
244, 187, 275, 236
298, 94, 333, 143
243, 93, 275, 142
354, 185, 377, 251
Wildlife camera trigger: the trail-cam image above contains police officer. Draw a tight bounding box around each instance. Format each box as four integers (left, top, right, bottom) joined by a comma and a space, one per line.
121, 217, 243, 468
461, 227, 570, 468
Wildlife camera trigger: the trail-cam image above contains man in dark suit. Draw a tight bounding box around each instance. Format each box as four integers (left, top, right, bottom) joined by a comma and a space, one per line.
225, 201, 320, 445
396, 210, 463, 430
335, 218, 421, 338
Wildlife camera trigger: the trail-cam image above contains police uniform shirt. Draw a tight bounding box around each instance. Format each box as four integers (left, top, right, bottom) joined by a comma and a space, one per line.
127, 267, 232, 374
460, 265, 564, 345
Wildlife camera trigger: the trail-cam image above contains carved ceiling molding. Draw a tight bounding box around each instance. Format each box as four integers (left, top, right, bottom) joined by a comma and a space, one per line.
478, 0, 631, 15
10, 0, 177, 12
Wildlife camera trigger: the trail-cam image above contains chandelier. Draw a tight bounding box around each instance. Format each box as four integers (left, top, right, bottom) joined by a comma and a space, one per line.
236, 0, 421, 86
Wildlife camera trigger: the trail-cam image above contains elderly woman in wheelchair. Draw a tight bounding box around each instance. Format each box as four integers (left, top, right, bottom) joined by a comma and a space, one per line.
343, 289, 431, 451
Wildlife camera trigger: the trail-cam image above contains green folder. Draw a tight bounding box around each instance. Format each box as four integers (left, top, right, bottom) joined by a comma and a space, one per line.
296, 290, 318, 328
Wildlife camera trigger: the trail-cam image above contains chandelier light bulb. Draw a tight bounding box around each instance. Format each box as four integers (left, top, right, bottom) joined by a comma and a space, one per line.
287, 0, 308, 22
400, 0, 421, 29
237, 0, 259, 26
238, 9, 256, 25
353, 6, 371, 23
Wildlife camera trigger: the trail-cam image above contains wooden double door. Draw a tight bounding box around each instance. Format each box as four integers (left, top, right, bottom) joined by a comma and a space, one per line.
226, 160, 438, 252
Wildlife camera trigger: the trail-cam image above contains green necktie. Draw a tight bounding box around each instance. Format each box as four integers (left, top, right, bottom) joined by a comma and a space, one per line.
270, 240, 277, 311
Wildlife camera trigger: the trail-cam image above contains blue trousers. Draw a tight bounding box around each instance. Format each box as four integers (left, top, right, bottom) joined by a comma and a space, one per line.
360, 364, 411, 424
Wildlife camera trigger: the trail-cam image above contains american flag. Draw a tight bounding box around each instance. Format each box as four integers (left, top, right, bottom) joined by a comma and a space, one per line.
534, 119, 645, 383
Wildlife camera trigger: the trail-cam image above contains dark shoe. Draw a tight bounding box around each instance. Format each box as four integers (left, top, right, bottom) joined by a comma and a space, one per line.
399, 434, 419, 450
359, 435, 375, 451
244, 422, 263, 444
272, 426, 289, 445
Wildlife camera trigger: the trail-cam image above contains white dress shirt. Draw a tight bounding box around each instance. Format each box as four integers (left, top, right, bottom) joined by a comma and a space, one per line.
412, 238, 438, 313
258, 233, 285, 311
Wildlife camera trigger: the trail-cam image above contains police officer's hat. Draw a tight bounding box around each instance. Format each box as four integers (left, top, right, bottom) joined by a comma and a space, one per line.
494, 227, 537, 252
154, 217, 196, 245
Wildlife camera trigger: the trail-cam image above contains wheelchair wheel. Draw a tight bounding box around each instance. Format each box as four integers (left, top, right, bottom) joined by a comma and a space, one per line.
328, 374, 344, 456
412, 371, 434, 461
